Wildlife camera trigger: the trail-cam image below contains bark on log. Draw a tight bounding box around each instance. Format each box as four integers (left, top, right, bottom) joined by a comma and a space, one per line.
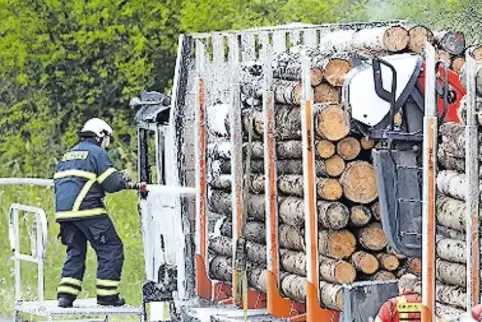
250, 106, 301, 140
336, 136, 361, 161
319, 281, 343, 310
209, 235, 267, 265
408, 25, 435, 54
435, 258, 467, 287
360, 137, 375, 150
318, 201, 350, 229
279, 249, 306, 276
278, 197, 304, 226
213, 159, 330, 176
356, 222, 387, 251
437, 225, 465, 241
318, 229, 357, 259
209, 256, 233, 281
279, 224, 305, 251
436, 238, 467, 264
280, 274, 306, 302
271, 49, 326, 87
341, 161, 378, 204
459, 62, 482, 97
439, 122, 482, 160
435, 31, 465, 56
218, 220, 266, 245
351, 251, 379, 274
249, 140, 303, 160
314, 82, 340, 103
435, 284, 466, 310
276, 175, 343, 200
319, 255, 357, 284
209, 174, 232, 191
349, 205, 372, 227
240, 76, 302, 106
456, 94, 482, 126
324, 54, 353, 87
436, 195, 466, 232
377, 253, 400, 271
371, 201, 381, 221
208, 190, 265, 220
350, 26, 410, 53
436, 170, 469, 201
314, 103, 350, 141
208, 142, 231, 160
370, 270, 397, 281
316, 140, 336, 159
436, 303, 465, 321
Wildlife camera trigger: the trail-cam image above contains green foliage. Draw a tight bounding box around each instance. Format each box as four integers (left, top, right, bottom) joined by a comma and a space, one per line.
0, 186, 143, 321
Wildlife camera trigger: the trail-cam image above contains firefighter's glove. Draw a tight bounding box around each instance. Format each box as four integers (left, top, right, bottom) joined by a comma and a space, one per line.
138, 182, 148, 193
125, 181, 138, 190
120, 170, 132, 183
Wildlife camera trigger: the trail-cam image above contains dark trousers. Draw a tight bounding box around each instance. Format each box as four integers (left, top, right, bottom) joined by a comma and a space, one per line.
56, 216, 124, 301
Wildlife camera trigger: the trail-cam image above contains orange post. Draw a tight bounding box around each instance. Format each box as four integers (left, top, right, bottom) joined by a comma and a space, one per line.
300, 51, 338, 322
194, 73, 212, 300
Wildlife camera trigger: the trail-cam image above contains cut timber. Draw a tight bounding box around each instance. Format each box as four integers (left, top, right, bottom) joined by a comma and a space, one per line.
435, 284, 466, 310
278, 197, 304, 226
279, 224, 305, 251
315, 103, 350, 141
436, 238, 467, 264
250, 106, 301, 140
436, 303, 465, 321
280, 274, 306, 303
408, 25, 435, 54
439, 122, 482, 160
208, 235, 267, 265
370, 271, 396, 281
336, 137, 361, 161
209, 256, 232, 281
279, 249, 306, 276
386, 245, 407, 260
356, 222, 387, 251
214, 159, 329, 176
208, 190, 265, 220
218, 220, 266, 245
317, 179, 344, 201
276, 175, 343, 200
406, 257, 422, 275
451, 57, 465, 74
314, 82, 340, 103
360, 137, 375, 150
316, 140, 336, 159
437, 225, 465, 241
319, 281, 343, 310
341, 161, 378, 204
349, 205, 372, 227
318, 201, 349, 229
459, 62, 482, 97
436, 169, 471, 201
209, 174, 232, 191
435, 258, 467, 287
249, 140, 303, 160
248, 174, 265, 194
208, 142, 231, 160
351, 251, 379, 274
377, 253, 400, 271
435, 31, 465, 55
324, 54, 353, 87
350, 26, 410, 53
456, 94, 482, 126
318, 229, 357, 259
273, 79, 302, 105
435, 195, 466, 232
247, 265, 266, 292
371, 201, 381, 221
271, 49, 325, 87
319, 255, 356, 284
323, 155, 346, 177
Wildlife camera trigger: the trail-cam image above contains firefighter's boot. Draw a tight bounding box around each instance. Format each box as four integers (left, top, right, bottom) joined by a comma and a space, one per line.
57, 296, 74, 308
97, 295, 126, 307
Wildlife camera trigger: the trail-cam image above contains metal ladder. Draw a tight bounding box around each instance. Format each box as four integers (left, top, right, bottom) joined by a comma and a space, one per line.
9, 203, 144, 322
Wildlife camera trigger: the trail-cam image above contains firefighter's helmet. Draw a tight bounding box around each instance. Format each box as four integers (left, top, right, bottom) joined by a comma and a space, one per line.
79, 118, 114, 149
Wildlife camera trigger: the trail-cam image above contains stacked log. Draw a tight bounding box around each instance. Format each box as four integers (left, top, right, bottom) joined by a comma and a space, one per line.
203, 24, 469, 317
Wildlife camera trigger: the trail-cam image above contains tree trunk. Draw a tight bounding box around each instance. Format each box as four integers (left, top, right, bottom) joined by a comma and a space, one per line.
248, 140, 303, 160
250, 106, 301, 140
246, 241, 268, 265
439, 122, 482, 159
435, 31, 465, 56
436, 195, 467, 232
356, 222, 387, 251
279, 249, 306, 276
209, 235, 267, 265
209, 174, 232, 191
209, 256, 232, 281
319, 255, 357, 284
437, 225, 465, 241
276, 175, 343, 200
208, 190, 266, 220
436, 303, 464, 321
314, 82, 340, 103
271, 49, 326, 87
218, 220, 266, 244
240, 77, 302, 106
349, 205, 372, 227
435, 283, 466, 310
436, 170, 468, 202
214, 159, 331, 176
279, 224, 305, 251
247, 265, 267, 292
351, 251, 379, 274
436, 238, 467, 264
435, 258, 468, 287
316, 140, 336, 159
451, 57, 465, 74
324, 53, 353, 87
336, 136, 361, 161
280, 274, 306, 302
406, 257, 422, 275
456, 94, 482, 126
318, 200, 350, 229
408, 25, 435, 54
370, 270, 397, 281
279, 196, 305, 226
377, 253, 400, 271
315, 103, 350, 141
371, 201, 381, 221
322, 155, 346, 177
459, 62, 482, 97
341, 161, 378, 204
319, 281, 343, 310
350, 26, 410, 53
208, 142, 231, 160
318, 229, 357, 259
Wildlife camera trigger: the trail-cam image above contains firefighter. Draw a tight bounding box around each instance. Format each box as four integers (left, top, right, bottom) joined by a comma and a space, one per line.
374, 273, 422, 322
54, 118, 143, 308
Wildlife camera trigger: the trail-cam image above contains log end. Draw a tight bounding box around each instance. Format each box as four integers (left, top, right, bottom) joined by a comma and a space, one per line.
383, 26, 410, 52
324, 59, 353, 87
324, 154, 346, 177
317, 179, 343, 201
341, 161, 378, 204
315, 103, 350, 141
337, 137, 361, 161
357, 222, 387, 251
316, 140, 336, 159
352, 251, 379, 275
314, 82, 340, 104
371, 270, 397, 281
326, 230, 357, 259
408, 25, 435, 54
334, 261, 357, 284
349, 205, 372, 227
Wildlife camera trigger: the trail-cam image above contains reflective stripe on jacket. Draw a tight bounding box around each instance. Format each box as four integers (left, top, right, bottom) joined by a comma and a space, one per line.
54, 138, 126, 221
374, 293, 422, 322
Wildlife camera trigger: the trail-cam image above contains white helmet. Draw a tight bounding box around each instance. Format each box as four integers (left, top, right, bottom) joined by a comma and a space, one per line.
79, 118, 113, 148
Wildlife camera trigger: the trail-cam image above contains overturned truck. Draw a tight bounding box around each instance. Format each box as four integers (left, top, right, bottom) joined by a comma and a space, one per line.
132, 21, 482, 321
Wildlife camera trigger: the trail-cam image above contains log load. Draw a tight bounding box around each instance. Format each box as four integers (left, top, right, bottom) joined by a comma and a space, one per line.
349, 205, 372, 227
377, 253, 400, 272
408, 25, 435, 54
356, 222, 387, 251
318, 229, 357, 259
316, 140, 336, 159
351, 251, 379, 274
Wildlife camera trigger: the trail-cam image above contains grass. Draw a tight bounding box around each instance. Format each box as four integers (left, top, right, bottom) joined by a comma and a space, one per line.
0, 186, 145, 321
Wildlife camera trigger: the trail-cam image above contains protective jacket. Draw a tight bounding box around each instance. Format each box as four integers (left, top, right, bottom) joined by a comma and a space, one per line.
374, 292, 422, 322
54, 138, 125, 222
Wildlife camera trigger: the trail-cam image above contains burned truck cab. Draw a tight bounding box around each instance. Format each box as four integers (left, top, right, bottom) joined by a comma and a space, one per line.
343, 53, 466, 257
